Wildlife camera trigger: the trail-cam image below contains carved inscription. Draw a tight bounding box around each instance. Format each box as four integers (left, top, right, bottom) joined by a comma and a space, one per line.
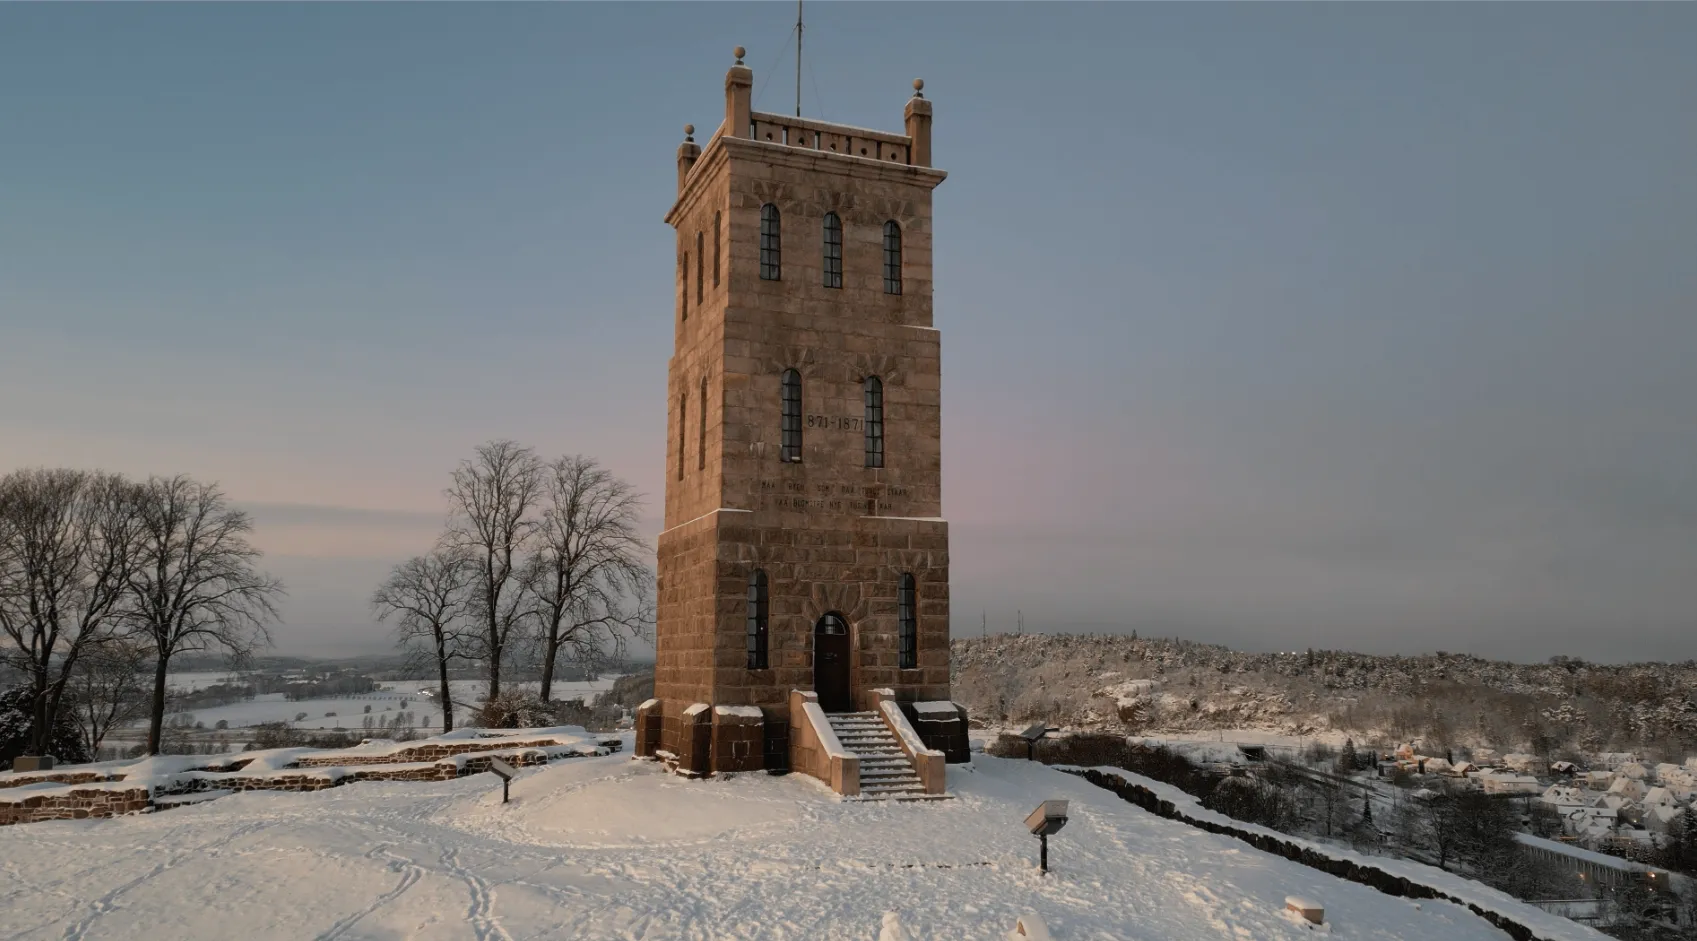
754, 480, 912, 514
805, 414, 863, 431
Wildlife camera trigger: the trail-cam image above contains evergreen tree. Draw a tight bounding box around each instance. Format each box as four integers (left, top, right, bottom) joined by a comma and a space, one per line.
1339, 738, 1360, 774
0, 686, 90, 768
1362, 794, 1373, 825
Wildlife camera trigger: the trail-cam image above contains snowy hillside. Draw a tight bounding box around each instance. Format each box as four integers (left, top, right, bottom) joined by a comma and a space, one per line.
952, 634, 1697, 758
0, 738, 1602, 940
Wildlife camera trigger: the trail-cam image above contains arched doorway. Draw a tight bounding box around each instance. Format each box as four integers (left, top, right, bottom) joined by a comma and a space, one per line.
813, 613, 852, 712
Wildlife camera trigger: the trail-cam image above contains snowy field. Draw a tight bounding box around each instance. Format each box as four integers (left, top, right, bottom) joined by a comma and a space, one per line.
157, 678, 620, 731
0, 742, 1572, 941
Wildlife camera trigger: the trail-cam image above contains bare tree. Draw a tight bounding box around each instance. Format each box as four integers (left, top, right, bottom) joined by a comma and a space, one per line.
126, 476, 282, 754
0, 469, 144, 757
524, 455, 654, 701
67, 636, 151, 756
373, 548, 473, 733
444, 441, 541, 700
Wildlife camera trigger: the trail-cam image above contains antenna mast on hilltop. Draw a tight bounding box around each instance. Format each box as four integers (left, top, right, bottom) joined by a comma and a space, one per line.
795, 0, 804, 117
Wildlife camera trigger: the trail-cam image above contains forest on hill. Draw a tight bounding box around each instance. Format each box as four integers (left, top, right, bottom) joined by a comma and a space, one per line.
951, 633, 1697, 762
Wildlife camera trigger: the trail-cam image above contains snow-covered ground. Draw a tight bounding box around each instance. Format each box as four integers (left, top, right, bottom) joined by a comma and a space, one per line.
155, 678, 620, 731
0, 741, 1578, 940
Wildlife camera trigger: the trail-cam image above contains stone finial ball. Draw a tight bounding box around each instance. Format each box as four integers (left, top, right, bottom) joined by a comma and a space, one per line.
734, 46, 747, 63
684, 124, 695, 136
913, 78, 925, 92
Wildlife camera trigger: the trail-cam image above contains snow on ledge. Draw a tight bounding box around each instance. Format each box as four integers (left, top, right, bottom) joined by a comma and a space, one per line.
637, 698, 659, 712
1284, 896, 1320, 911
913, 701, 959, 715
683, 703, 710, 717
880, 700, 942, 758
801, 702, 851, 760
714, 705, 764, 719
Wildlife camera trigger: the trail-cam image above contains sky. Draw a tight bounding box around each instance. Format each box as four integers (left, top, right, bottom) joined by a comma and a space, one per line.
2, 4, 1694, 663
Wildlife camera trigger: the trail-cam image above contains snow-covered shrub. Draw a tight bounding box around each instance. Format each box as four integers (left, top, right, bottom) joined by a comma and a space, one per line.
475, 691, 557, 729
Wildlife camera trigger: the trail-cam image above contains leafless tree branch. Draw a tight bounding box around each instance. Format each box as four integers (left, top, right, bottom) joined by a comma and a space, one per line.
373, 547, 474, 733
125, 475, 283, 755
443, 440, 542, 700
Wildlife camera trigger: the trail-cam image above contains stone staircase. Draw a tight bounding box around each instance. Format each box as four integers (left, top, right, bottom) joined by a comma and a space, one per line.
826, 712, 930, 800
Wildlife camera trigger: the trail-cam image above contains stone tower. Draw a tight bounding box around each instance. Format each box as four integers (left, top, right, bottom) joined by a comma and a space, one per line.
636, 50, 967, 781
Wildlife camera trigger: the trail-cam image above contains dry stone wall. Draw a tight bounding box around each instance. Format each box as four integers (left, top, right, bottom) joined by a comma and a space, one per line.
0, 736, 619, 827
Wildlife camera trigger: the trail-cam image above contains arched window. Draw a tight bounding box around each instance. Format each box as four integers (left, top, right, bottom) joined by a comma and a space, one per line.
698, 375, 708, 470
822, 212, 843, 289
677, 392, 687, 480
696, 232, 704, 305
746, 569, 769, 669
713, 210, 722, 287
898, 573, 917, 669
760, 204, 782, 281
864, 376, 884, 468
882, 221, 902, 295
780, 369, 803, 462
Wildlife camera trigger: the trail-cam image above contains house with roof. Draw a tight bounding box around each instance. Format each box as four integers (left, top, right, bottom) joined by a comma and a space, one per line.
1607, 776, 1647, 802
1617, 761, 1650, 781
1481, 772, 1541, 795
1583, 770, 1613, 790
1644, 803, 1683, 836
1503, 753, 1546, 775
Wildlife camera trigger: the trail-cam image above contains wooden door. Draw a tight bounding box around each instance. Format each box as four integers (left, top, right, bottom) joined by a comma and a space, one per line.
813, 613, 852, 712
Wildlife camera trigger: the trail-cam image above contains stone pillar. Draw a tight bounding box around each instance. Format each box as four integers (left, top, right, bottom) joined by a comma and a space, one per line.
725, 47, 753, 140
904, 81, 932, 168
676, 127, 701, 194
906, 701, 971, 764
634, 699, 663, 758
711, 706, 766, 773
676, 703, 713, 777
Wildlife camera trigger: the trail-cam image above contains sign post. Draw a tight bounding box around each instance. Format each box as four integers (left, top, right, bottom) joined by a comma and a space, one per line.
1024, 800, 1069, 875
488, 756, 517, 804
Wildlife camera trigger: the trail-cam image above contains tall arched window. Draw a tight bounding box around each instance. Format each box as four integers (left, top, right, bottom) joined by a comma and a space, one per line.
677, 392, 687, 480
713, 210, 722, 287
698, 375, 708, 470
822, 212, 843, 289
760, 204, 782, 281
898, 573, 918, 669
883, 221, 902, 295
696, 232, 704, 305
780, 369, 802, 462
746, 569, 769, 669
864, 376, 884, 468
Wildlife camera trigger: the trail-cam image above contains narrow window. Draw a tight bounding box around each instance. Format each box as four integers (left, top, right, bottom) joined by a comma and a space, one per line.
883, 221, 902, 295
677, 392, 687, 480
864, 376, 884, 468
760, 203, 782, 281
780, 368, 802, 462
822, 212, 843, 289
713, 210, 722, 287
682, 252, 689, 320
746, 569, 769, 669
696, 232, 704, 305
898, 573, 918, 669
698, 375, 708, 471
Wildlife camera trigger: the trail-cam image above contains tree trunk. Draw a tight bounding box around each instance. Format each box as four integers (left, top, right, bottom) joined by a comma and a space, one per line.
437, 646, 454, 735
539, 630, 560, 702
147, 654, 170, 755
27, 673, 50, 756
